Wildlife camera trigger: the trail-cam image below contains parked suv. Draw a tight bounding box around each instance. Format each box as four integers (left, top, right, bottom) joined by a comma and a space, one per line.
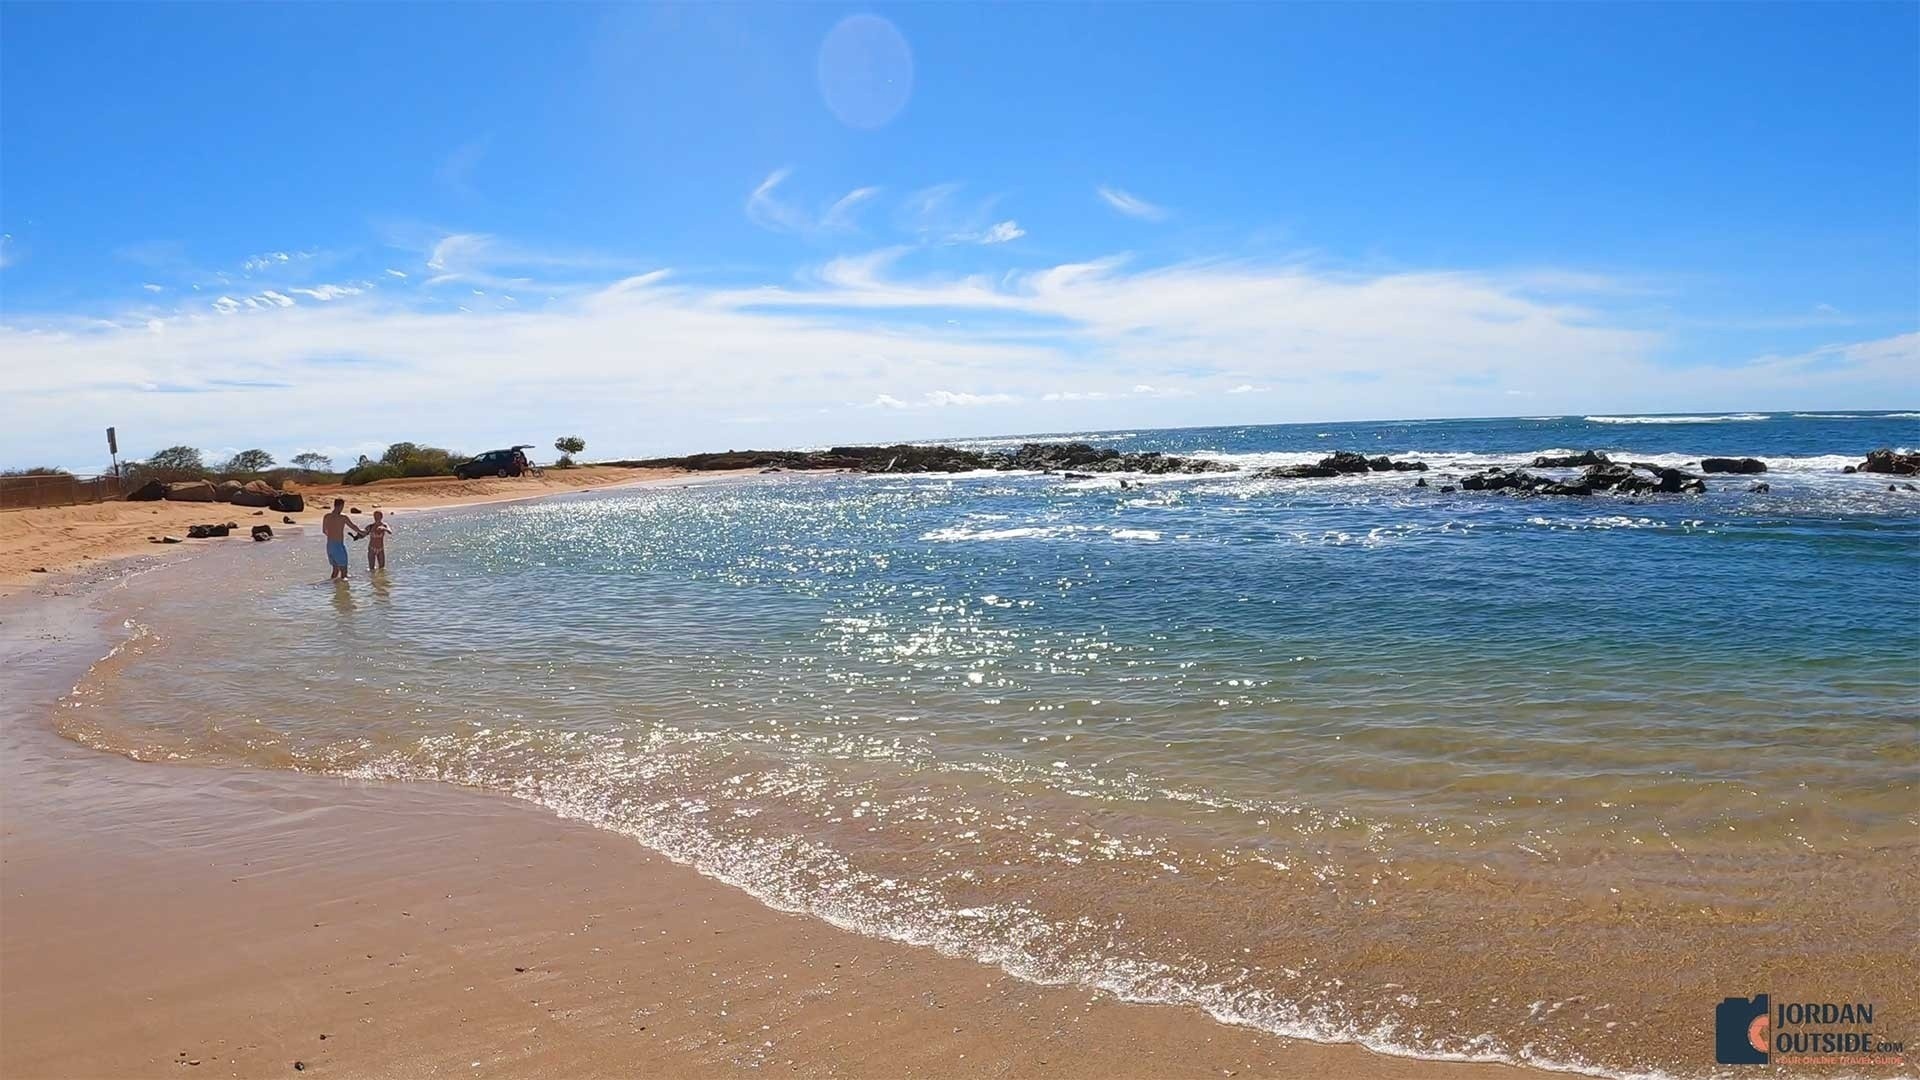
454, 446, 533, 479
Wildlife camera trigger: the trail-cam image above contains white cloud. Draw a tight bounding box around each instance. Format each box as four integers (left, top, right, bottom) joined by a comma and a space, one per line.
1097, 186, 1168, 222
745, 168, 804, 233
977, 220, 1025, 245
866, 390, 1018, 409
242, 250, 306, 274
0, 234, 13, 269
290, 284, 366, 301
823, 186, 881, 230
4, 237, 1911, 468
143, 283, 164, 293
385, 269, 409, 279
750, 170, 885, 236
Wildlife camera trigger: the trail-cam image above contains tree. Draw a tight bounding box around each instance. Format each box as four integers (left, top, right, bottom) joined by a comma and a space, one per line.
553, 435, 586, 466
222, 449, 275, 474
139, 445, 206, 480
291, 451, 333, 475
380, 442, 423, 466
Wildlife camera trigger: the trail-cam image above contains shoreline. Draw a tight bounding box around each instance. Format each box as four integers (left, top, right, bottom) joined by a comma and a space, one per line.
0, 465, 728, 594
0, 491, 1546, 1079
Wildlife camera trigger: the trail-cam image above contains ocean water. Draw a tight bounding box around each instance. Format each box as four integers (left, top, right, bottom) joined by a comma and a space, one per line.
58, 413, 1920, 1079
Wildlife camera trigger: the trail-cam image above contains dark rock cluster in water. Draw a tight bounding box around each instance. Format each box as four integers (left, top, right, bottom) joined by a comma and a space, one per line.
613, 441, 1231, 475
1850, 448, 1920, 475
1459, 462, 1706, 496
610, 442, 1911, 499
1253, 451, 1428, 479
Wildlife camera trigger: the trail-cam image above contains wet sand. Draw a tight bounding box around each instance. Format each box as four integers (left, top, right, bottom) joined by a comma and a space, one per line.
0, 465, 701, 591
0, 566, 1543, 1079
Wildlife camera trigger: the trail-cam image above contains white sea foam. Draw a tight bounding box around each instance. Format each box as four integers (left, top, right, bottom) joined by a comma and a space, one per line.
1583, 413, 1770, 424
338, 734, 1690, 1080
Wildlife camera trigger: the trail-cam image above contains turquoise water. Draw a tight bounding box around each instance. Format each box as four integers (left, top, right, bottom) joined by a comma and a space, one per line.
62, 412, 1920, 1079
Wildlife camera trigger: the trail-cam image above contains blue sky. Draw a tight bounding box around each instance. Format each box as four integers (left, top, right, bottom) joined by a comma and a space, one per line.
2, 2, 1915, 470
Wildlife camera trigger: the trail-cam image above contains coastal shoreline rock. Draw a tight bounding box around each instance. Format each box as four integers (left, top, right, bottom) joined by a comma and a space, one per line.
608, 441, 1232, 476
1459, 462, 1704, 496
1857, 448, 1920, 475
1253, 452, 1426, 480
1700, 457, 1767, 474
164, 480, 216, 502
1531, 450, 1611, 468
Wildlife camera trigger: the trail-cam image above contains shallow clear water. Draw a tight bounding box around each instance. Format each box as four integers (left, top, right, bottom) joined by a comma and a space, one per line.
60, 413, 1920, 1079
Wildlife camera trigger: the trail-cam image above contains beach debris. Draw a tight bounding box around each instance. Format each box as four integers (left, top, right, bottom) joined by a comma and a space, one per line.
1700, 456, 1768, 474
283, 515, 297, 524
158, 535, 182, 543
164, 479, 216, 502
252, 525, 274, 541
1414, 477, 1428, 487
350, 507, 362, 514
1857, 447, 1920, 475
185, 523, 231, 539
1749, 482, 1770, 493
293, 1062, 306, 1072
30, 566, 48, 573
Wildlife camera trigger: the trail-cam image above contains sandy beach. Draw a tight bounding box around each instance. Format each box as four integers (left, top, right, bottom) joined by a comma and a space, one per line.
0, 498, 1543, 1080
0, 466, 697, 592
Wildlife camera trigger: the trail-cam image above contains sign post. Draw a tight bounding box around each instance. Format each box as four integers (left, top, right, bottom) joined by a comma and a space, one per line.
106, 427, 119, 479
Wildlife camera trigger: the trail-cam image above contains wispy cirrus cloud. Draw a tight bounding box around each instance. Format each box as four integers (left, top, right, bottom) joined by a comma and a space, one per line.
747, 168, 883, 237
1097, 185, 1168, 222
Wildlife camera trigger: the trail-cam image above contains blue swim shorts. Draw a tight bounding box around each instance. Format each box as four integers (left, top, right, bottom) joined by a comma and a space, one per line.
326, 539, 349, 568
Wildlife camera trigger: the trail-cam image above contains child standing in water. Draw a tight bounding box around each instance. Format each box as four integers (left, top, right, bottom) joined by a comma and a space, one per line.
363, 510, 392, 572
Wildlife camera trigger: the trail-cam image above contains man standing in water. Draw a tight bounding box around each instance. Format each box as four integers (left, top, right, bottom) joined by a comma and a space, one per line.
321, 497, 363, 581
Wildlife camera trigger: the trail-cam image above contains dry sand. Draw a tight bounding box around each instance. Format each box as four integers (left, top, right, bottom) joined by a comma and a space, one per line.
0, 466, 695, 591
0, 498, 1544, 1080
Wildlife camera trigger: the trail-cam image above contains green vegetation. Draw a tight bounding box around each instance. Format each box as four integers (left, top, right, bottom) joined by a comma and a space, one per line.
222, 448, 275, 474
343, 442, 469, 485
126, 445, 209, 484
554, 435, 586, 467
290, 451, 333, 475
0, 466, 73, 477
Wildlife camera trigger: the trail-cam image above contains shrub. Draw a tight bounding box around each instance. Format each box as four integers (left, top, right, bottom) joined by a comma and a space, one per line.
343, 462, 404, 485
127, 445, 208, 483
1, 466, 71, 477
